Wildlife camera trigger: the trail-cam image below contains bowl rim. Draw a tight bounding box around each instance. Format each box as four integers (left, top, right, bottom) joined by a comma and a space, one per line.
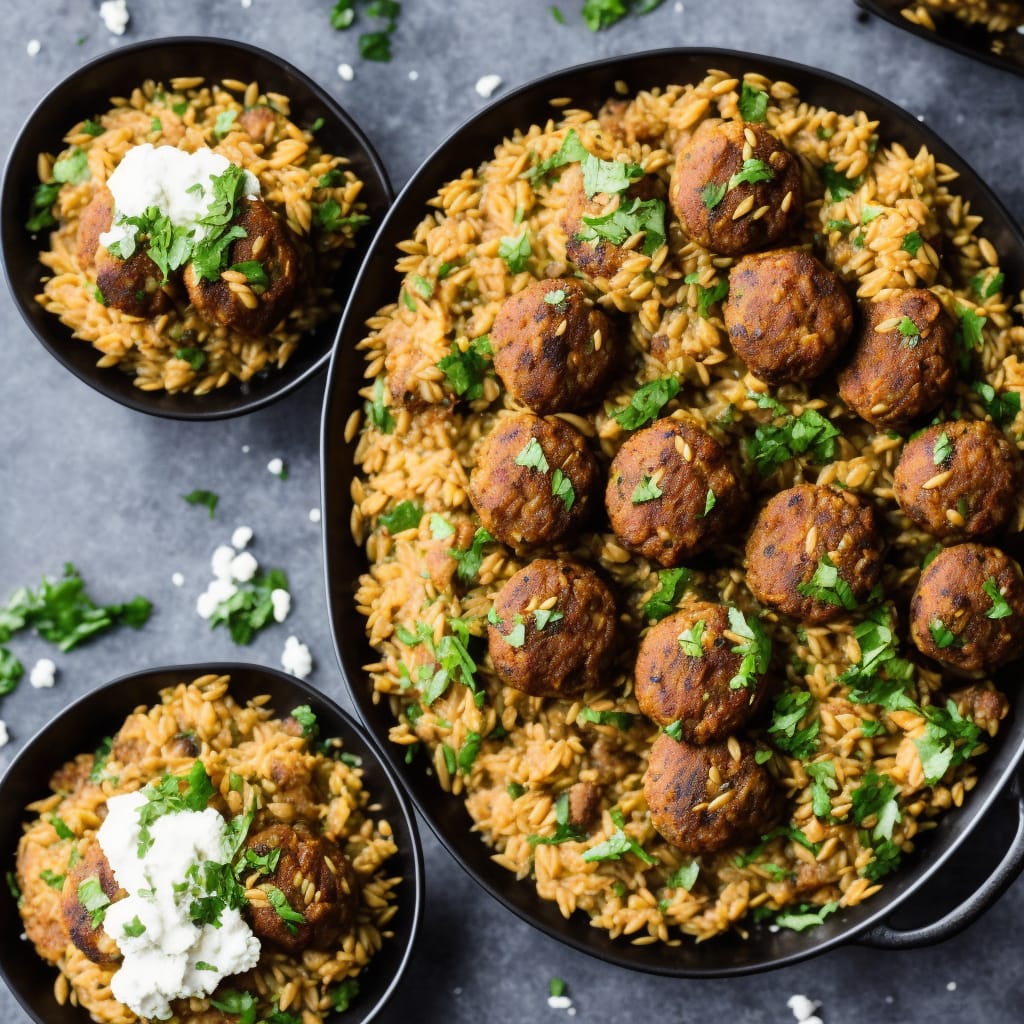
0, 660, 424, 1024
321, 45, 1024, 976
0, 34, 393, 421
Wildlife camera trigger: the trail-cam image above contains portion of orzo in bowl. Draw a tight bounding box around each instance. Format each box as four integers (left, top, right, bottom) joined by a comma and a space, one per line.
345, 66, 1024, 945
29, 76, 368, 394
12, 674, 400, 1022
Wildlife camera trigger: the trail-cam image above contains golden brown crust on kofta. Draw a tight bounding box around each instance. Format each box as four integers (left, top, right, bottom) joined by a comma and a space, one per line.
669, 119, 803, 257
909, 543, 1024, 673
605, 417, 743, 567
60, 840, 123, 965
634, 602, 772, 744
643, 734, 783, 854
468, 412, 599, 549
837, 288, 957, 429
183, 197, 302, 337
724, 248, 854, 384
488, 559, 617, 698
490, 276, 618, 414
893, 420, 1022, 540
745, 484, 884, 624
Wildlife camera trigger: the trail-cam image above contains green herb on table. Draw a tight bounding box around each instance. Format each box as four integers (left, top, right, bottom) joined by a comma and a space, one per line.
0, 648, 24, 696
331, 0, 402, 61
183, 489, 219, 519
581, 0, 664, 31
208, 568, 289, 645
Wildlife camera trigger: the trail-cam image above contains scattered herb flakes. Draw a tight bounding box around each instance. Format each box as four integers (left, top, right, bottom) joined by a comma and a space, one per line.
971, 381, 1020, 426
27, 181, 62, 232
581, 0, 629, 31
331, 979, 360, 1013
577, 195, 666, 256
366, 376, 396, 434
956, 304, 987, 352
664, 860, 699, 892
550, 4, 567, 22
50, 816, 75, 841
410, 273, 433, 300
754, 747, 774, 764
457, 731, 482, 774
860, 205, 883, 225
914, 700, 981, 785
579, 152, 643, 198
663, 719, 684, 741
524, 128, 589, 183
210, 991, 257, 1024
230, 260, 269, 291
0, 648, 24, 696
862, 839, 902, 881
550, 468, 575, 511
437, 334, 493, 401
498, 231, 531, 274
183, 489, 219, 519
850, 772, 900, 841
699, 489, 716, 518
515, 437, 550, 473
971, 270, 1004, 300
805, 760, 838, 819
630, 473, 663, 504
40, 869, 65, 890
821, 163, 863, 202
577, 706, 634, 730
727, 158, 774, 191
768, 690, 820, 759
928, 617, 961, 650
796, 554, 858, 611
429, 513, 455, 540
265, 884, 306, 933
897, 316, 920, 346
77, 876, 110, 927
311, 198, 369, 234
738, 82, 768, 122
213, 110, 237, 137
609, 376, 679, 430
175, 346, 207, 371
642, 567, 692, 622
932, 430, 953, 465
677, 619, 706, 658
378, 500, 424, 534
582, 809, 656, 865
701, 181, 727, 210
774, 900, 839, 932
528, 790, 587, 846
208, 567, 288, 645
826, 218, 854, 235
746, 394, 841, 477
544, 288, 568, 306
726, 606, 770, 690
450, 527, 494, 585
983, 578, 1012, 620
902, 230, 924, 256
289, 704, 318, 738
533, 607, 564, 631
507, 781, 526, 799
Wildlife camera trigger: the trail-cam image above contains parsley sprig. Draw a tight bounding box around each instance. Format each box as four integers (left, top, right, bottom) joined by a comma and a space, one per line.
208, 568, 289, 645
745, 392, 841, 476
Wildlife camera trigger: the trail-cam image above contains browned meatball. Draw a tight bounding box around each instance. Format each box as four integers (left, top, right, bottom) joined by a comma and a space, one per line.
949, 683, 1010, 735
566, 781, 602, 830
909, 543, 1024, 673
237, 104, 278, 144
61, 841, 122, 965
724, 248, 854, 384
746, 484, 884, 624
669, 118, 803, 257
605, 418, 743, 567
560, 164, 662, 283
488, 559, 617, 698
634, 602, 771, 743
490, 277, 618, 414
643, 734, 783, 854
183, 198, 301, 336
894, 420, 1021, 540
244, 824, 359, 955
76, 187, 114, 269
468, 413, 599, 549
837, 289, 957, 429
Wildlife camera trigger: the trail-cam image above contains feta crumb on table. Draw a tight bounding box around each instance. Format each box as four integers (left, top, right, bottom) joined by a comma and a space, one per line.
309, 508, 322, 523
475, 74, 502, 98
231, 525, 253, 550
271, 588, 291, 623
26, 39, 41, 56
171, 572, 184, 587
0, 720, 9, 748
29, 658, 56, 688
788, 995, 821, 1022
281, 635, 312, 678
99, 0, 130, 35
338, 63, 354, 81
267, 457, 284, 477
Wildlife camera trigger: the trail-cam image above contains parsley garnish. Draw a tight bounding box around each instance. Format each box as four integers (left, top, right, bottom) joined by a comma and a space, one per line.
805, 760, 837, 818
775, 901, 839, 932
577, 706, 634, 730
528, 790, 587, 846
684, 273, 729, 319
515, 437, 550, 473
582, 809, 656, 864
77, 877, 110, 927
821, 163, 862, 201
971, 270, 1004, 300
609, 376, 679, 430
914, 699, 981, 784
120, 916, 146, 938
850, 772, 900, 840
437, 335, 493, 401
932, 430, 952, 465
210, 991, 258, 1024
738, 82, 768, 122
498, 231, 531, 274
81, 118, 104, 137
40, 869, 65, 890
366, 376, 395, 433
550, 469, 575, 511
265, 885, 306, 933
378, 500, 424, 534
956, 304, 987, 353
183, 489, 219, 518
577, 195, 666, 256
768, 690, 820, 759
983, 577, 1012, 619
400, 616, 481, 704
745, 392, 841, 476
796, 554, 858, 611
727, 158, 774, 191
290, 704, 318, 737
902, 231, 923, 256
972, 381, 1020, 426
524, 129, 589, 183
641, 567, 692, 622
664, 861, 699, 891
631, 473, 663, 504
50, 816, 75, 841
450, 527, 493, 585
230, 260, 269, 291
699, 489, 716, 518
331, 979, 361, 1012
136, 761, 215, 857
677, 619, 706, 658
533, 607, 564, 631
928, 618, 961, 650
727, 606, 770, 690
175, 346, 207, 371
213, 110, 237, 137
208, 567, 289, 645
701, 181, 727, 210
311, 198, 369, 234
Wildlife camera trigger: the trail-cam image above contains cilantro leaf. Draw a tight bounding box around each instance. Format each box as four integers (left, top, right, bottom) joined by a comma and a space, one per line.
738, 82, 768, 122
774, 900, 839, 932
610, 377, 679, 430
983, 577, 1013, 620
821, 164, 862, 201
498, 231, 531, 274
677, 619, 706, 658
450, 527, 493, 585
701, 181, 727, 210
902, 231, 923, 256
971, 270, 1004, 300
311, 198, 369, 234
577, 195, 666, 256
850, 771, 899, 840
528, 790, 587, 846
726, 606, 771, 690
796, 554, 858, 611
685, 274, 729, 319
437, 335, 493, 401
727, 158, 774, 190
972, 381, 1020, 426
524, 128, 590, 183
576, 705, 633, 730
183, 489, 218, 518
550, 469, 575, 511
77, 877, 110, 927
208, 567, 289, 645
366, 376, 395, 434
378, 500, 424, 534
515, 437, 550, 473
582, 810, 656, 865
631, 473, 663, 504
768, 690, 819, 759
664, 860, 699, 891
0, 648, 24, 696
805, 760, 837, 819
746, 395, 841, 476
642, 567, 692, 622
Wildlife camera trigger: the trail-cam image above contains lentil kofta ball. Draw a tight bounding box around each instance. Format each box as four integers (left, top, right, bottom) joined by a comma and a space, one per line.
490, 277, 618, 414
605, 417, 743, 567
468, 412, 600, 549
745, 483, 885, 623
669, 118, 803, 257
487, 559, 617, 698
723, 248, 854, 384
643, 733, 783, 855
837, 288, 957, 430
909, 543, 1024, 674
893, 420, 1021, 540
633, 602, 772, 744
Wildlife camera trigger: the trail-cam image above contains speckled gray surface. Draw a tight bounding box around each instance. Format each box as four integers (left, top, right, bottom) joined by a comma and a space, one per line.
1, 1, 1023, 1022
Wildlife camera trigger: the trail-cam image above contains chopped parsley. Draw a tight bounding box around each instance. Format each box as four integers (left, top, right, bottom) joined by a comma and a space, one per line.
914, 699, 982, 784
230, 260, 269, 291
971, 270, 1004, 300
208, 567, 289, 645
805, 760, 837, 819
498, 231, 531, 274
81, 118, 104, 137
902, 230, 924, 256
182, 489, 219, 518
331, 979, 360, 1013
210, 990, 258, 1024
849, 772, 900, 841
699, 489, 716, 518
515, 437, 550, 473
768, 690, 820, 759
677, 619, 706, 658
774, 900, 839, 932
630, 473, 663, 504
577, 195, 666, 256
862, 839, 902, 881
580, 153, 643, 198
544, 288, 567, 306
821, 163, 862, 201
932, 430, 953, 465
457, 731, 482, 774
136, 761, 216, 857
213, 110, 237, 137
40, 869, 65, 890
745, 392, 841, 476
701, 181, 727, 210
332, 0, 401, 61
450, 527, 494, 585
122, 915, 146, 937
738, 82, 768, 122
265, 885, 306, 933
533, 607, 564, 631
524, 129, 589, 183
410, 273, 433, 300
726, 606, 770, 690
437, 335, 493, 401
378, 500, 424, 534
290, 704, 318, 737
50, 816, 75, 841
550, 469, 575, 511
399, 615, 481, 705
609, 376, 679, 430
641, 567, 692, 622
664, 860, 699, 892
727, 158, 775, 191
928, 618, 961, 650
826, 218, 854, 235
312, 198, 369, 234
366, 376, 395, 433
971, 381, 1020, 426
528, 790, 587, 846
582, 809, 656, 865
983, 578, 1012, 620
796, 554, 858, 611
897, 316, 920, 347
577, 706, 634, 730
684, 272, 729, 319
175, 346, 207, 372
77, 877, 110, 927
956, 304, 987, 353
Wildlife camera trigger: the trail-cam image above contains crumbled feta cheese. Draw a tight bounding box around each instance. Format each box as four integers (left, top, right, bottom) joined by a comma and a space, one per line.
211, 544, 236, 581
281, 635, 312, 679
171, 572, 185, 587
196, 577, 238, 620
408, 70, 419, 81
241, 0, 252, 7
309, 508, 322, 523
229, 551, 258, 583
29, 658, 57, 689
885, 997, 894, 1005
475, 74, 503, 99
338, 63, 355, 81
231, 525, 253, 551
788, 995, 820, 1022
270, 588, 291, 623
267, 457, 284, 477
674, 1, 683, 10
947, 982, 957, 992
241, 444, 250, 454
548, 995, 573, 1010
0, 720, 8, 748
26, 39, 41, 56
99, 0, 130, 35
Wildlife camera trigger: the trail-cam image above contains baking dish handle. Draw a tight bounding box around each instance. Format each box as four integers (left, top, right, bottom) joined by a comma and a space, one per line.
857, 774, 1024, 949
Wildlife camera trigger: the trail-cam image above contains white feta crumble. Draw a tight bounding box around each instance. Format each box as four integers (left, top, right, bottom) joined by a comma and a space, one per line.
675, 1, 684, 10
99, 0, 130, 35
241, 0, 253, 7
231, 525, 253, 551
26, 39, 41, 57
548, 995, 572, 1010
408, 69, 419, 81
270, 588, 291, 623
211, 544, 237, 581
229, 551, 258, 583
98, 792, 260, 1019
241, 444, 250, 454
171, 572, 185, 587
309, 508, 322, 523
338, 63, 355, 81
281, 635, 312, 679
885, 996, 894, 1005
29, 658, 57, 689
0, 720, 8, 748
947, 982, 957, 992
475, 74, 503, 99
788, 995, 821, 1022
267, 457, 285, 477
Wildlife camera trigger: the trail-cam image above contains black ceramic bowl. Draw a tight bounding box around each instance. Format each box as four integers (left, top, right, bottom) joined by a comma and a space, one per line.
0, 663, 423, 1024
857, 0, 1024, 77
321, 49, 1024, 976
0, 36, 392, 420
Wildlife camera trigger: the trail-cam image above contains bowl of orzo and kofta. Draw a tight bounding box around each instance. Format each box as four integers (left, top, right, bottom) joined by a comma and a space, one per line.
0, 37, 391, 419
0, 664, 422, 1024
321, 49, 1024, 975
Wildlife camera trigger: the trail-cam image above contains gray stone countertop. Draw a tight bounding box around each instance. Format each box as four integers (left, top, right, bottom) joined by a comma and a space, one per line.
1, 1, 1022, 1022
